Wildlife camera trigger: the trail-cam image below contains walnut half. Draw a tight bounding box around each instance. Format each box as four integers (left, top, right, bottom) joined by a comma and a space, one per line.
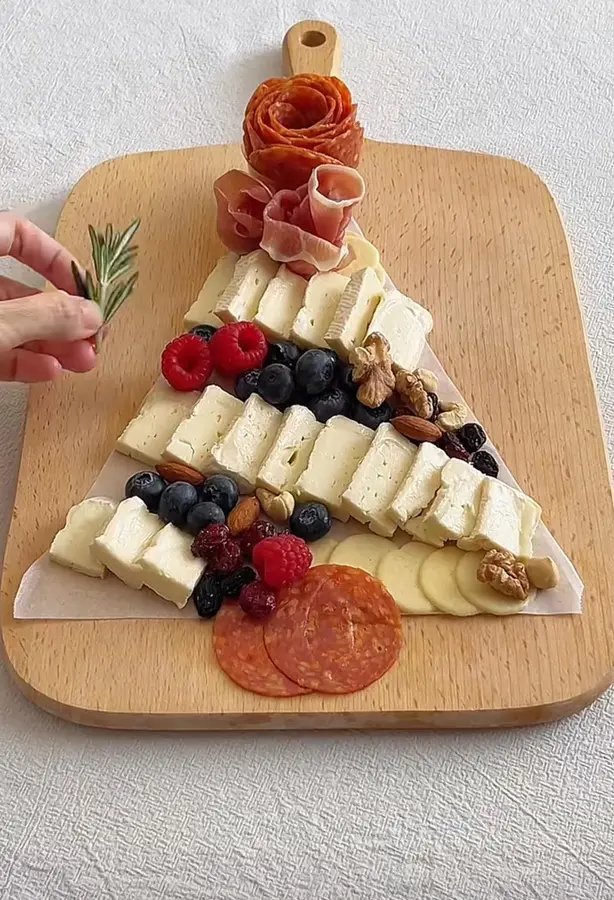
350, 333, 395, 408
477, 549, 531, 601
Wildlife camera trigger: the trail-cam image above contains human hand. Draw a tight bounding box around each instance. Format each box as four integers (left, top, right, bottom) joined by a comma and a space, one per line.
0, 214, 103, 382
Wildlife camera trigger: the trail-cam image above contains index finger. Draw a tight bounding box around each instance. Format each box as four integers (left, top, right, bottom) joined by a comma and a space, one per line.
0, 213, 79, 294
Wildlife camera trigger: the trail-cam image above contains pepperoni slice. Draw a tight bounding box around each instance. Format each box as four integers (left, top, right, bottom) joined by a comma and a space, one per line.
213, 602, 311, 698
248, 146, 344, 192
264, 565, 403, 694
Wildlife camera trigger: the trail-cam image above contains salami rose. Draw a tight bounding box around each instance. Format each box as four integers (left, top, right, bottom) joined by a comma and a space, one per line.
243, 75, 364, 190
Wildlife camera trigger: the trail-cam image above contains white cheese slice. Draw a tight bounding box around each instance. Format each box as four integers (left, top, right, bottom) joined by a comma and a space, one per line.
458, 478, 542, 558
290, 271, 349, 349
390, 442, 449, 526
421, 458, 485, 543
257, 405, 323, 494
49, 497, 118, 578
138, 524, 205, 609
337, 234, 385, 284
116, 381, 199, 467
93, 497, 164, 589
183, 253, 238, 329
364, 291, 431, 372
324, 267, 385, 360
214, 249, 279, 324
253, 265, 307, 341
211, 393, 283, 493
294, 415, 374, 521
403, 506, 446, 547
164, 384, 243, 474
342, 423, 416, 537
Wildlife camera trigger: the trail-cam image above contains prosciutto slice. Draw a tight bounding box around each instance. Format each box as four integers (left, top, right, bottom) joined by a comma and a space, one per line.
260, 165, 365, 277
214, 169, 272, 254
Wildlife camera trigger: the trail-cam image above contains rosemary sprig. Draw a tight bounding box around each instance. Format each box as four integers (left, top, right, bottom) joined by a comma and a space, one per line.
71, 219, 140, 347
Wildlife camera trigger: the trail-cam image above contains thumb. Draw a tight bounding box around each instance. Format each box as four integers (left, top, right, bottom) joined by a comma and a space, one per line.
0, 291, 102, 351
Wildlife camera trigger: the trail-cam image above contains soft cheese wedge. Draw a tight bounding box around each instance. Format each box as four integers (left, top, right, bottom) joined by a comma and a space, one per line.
324, 267, 385, 360
377, 542, 439, 615
253, 265, 307, 341
342, 423, 416, 537
364, 291, 432, 372
183, 253, 238, 329
403, 503, 446, 547
458, 478, 541, 558
49, 497, 118, 578
116, 381, 199, 467
214, 249, 279, 324
164, 385, 243, 475
93, 497, 164, 590
294, 415, 374, 521
418, 458, 485, 544
211, 394, 282, 493
329, 534, 393, 575
257, 405, 322, 494
390, 443, 449, 527
455, 551, 535, 615
138, 524, 205, 608
290, 271, 349, 349
419, 546, 479, 616
337, 234, 385, 284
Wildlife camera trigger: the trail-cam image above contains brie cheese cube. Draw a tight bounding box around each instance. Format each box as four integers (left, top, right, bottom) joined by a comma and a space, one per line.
138, 524, 205, 608
458, 478, 542, 558
403, 505, 446, 547
164, 385, 243, 474
211, 394, 283, 493
116, 381, 199, 467
342, 423, 416, 537
391, 443, 449, 526
290, 271, 349, 349
93, 497, 164, 589
421, 458, 485, 543
257, 405, 323, 493
214, 249, 279, 324
324, 267, 385, 360
295, 415, 374, 521
183, 253, 238, 329
253, 265, 307, 341
364, 291, 432, 372
49, 497, 118, 578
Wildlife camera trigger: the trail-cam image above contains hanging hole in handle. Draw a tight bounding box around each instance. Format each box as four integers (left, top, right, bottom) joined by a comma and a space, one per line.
301, 30, 326, 47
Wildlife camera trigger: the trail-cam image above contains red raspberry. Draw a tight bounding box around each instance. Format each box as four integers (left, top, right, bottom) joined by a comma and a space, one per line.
162, 334, 212, 392
239, 520, 277, 557
238, 582, 278, 619
209, 322, 268, 377
208, 539, 242, 574
252, 534, 312, 589
191, 524, 230, 560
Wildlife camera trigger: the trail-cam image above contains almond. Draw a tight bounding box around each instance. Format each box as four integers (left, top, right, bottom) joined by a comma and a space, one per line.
227, 496, 261, 535
391, 415, 442, 443
156, 461, 204, 485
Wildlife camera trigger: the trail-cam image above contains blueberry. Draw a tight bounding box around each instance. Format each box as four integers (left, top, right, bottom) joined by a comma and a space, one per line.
191, 572, 224, 618
199, 475, 239, 515
189, 324, 217, 342
236, 367, 261, 401
290, 502, 332, 542
353, 399, 394, 429
266, 341, 301, 369
336, 363, 358, 394
158, 482, 199, 527
310, 388, 352, 423
321, 348, 340, 371
220, 566, 257, 597
295, 349, 336, 396
287, 387, 311, 409
257, 364, 294, 406
185, 501, 226, 535
125, 471, 167, 513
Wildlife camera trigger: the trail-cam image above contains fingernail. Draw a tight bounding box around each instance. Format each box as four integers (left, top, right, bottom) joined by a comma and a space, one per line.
79, 300, 103, 331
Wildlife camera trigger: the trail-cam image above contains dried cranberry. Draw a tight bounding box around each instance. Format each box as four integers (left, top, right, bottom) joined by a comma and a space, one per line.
437, 432, 470, 462
238, 582, 278, 619
208, 539, 242, 574
191, 524, 231, 560
239, 520, 277, 557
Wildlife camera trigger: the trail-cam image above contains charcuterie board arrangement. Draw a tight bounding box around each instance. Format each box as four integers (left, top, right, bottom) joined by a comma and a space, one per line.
2, 22, 613, 728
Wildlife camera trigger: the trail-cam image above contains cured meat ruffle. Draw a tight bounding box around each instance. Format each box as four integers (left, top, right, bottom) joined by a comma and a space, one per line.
243, 75, 364, 190
213, 169, 272, 254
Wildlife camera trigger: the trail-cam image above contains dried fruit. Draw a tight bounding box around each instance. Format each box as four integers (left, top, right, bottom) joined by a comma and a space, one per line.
436, 401, 468, 432
437, 432, 470, 462
391, 415, 442, 443
427, 392, 441, 422
227, 496, 261, 535
238, 582, 279, 619
192, 572, 224, 618
220, 566, 257, 597
349, 333, 395, 408
477, 549, 530, 601
191, 524, 231, 560
256, 488, 295, 523
156, 461, 204, 486
472, 450, 499, 478
414, 368, 438, 393
239, 519, 278, 556
208, 539, 242, 574
455, 422, 486, 453
525, 557, 560, 590
395, 370, 432, 419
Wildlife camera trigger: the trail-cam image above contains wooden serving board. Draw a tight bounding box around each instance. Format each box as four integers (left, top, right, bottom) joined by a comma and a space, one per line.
2, 21, 614, 730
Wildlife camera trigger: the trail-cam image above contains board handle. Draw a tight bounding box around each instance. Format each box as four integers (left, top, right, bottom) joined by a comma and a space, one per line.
282, 21, 341, 77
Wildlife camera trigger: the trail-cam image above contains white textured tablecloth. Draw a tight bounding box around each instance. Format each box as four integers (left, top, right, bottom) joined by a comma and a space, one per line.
1, 1, 613, 896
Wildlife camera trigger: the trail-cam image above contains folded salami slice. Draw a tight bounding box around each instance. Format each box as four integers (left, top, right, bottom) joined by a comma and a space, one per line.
264, 565, 403, 694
